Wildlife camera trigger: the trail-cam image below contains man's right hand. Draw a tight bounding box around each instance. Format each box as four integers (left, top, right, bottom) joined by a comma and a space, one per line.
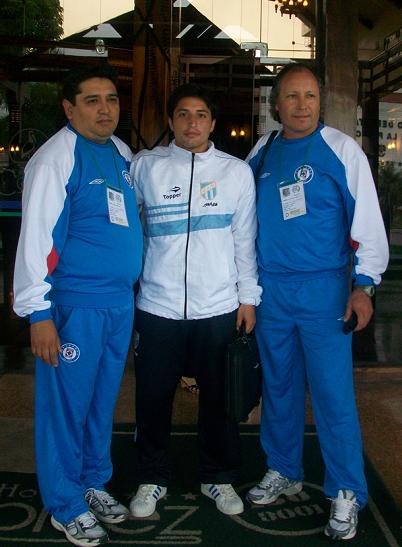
30, 320, 61, 367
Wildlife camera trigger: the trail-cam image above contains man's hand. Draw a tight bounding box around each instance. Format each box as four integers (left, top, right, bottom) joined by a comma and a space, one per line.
236, 304, 256, 334
344, 290, 373, 332
30, 320, 61, 367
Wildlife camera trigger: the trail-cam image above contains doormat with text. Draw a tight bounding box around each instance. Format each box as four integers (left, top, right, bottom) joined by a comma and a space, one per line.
0, 425, 401, 546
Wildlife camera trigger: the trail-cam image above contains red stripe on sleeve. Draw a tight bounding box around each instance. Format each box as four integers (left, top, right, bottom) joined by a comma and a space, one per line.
47, 246, 59, 275
349, 237, 359, 251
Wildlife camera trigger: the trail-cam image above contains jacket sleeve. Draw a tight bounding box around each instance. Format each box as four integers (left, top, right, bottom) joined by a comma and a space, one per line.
13, 162, 69, 322
232, 164, 262, 305
343, 142, 389, 286
130, 155, 145, 208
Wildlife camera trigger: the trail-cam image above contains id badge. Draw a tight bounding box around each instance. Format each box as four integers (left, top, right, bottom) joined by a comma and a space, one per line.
278, 180, 307, 220
107, 187, 129, 227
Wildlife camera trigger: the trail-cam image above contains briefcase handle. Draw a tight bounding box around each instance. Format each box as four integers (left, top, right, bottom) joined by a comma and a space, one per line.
236, 324, 253, 346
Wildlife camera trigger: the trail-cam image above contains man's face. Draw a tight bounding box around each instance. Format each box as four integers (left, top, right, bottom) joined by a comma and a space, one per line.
275, 68, 320, 139
62, 77, 120, 143
169, 96, 216, 153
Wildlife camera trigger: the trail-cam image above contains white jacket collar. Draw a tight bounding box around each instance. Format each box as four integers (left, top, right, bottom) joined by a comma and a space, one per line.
170, 140, 215, 160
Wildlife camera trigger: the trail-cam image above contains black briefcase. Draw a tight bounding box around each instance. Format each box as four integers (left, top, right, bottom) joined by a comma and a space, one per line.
225, 327, 262, 422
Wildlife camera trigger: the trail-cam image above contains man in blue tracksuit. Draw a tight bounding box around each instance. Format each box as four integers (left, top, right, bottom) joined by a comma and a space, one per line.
13, 64, 142, 547
246, 64, 388, 541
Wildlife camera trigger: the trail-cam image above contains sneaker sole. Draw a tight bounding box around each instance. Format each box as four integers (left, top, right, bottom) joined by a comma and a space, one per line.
130, 494, 166, 518
201, 487, 244, 515
324, 527, 357, 541
130, 504, 158, 518
50, 516, 108, 547
94, 512, 128, 524
215, 502, 244, 516
247, 482, 303, 505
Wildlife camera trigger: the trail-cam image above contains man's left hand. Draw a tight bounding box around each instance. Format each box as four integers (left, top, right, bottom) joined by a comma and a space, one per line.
344, 290, 373, 332
236, 304, 256, 334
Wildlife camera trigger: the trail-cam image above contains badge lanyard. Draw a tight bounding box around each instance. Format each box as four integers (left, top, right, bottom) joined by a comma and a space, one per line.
85, 140, 129, 227
277, 138, 313, 221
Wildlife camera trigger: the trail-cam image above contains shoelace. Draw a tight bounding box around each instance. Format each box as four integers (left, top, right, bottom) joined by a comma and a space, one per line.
137, 484, 158, 501
260, 470, 283, 488
330, 498, 357, 522
91, 489, 117, 507
216, 485, 237, 499
77, 511, 97, 529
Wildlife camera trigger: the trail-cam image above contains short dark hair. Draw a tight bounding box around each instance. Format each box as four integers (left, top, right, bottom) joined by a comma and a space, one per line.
269, 63, 324, 123
62, 63, 119, 104
167, 84, 218, 120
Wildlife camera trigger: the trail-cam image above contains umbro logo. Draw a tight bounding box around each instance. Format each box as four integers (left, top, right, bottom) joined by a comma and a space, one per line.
89, 178, 106, 185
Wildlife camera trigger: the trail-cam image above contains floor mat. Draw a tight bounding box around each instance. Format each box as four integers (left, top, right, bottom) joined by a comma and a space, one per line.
0, 425, 401, 546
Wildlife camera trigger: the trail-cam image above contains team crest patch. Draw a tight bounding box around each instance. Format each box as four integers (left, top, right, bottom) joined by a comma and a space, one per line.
122, 170, 134, 189
294, 164, 314, 184
60, 343, 80, 363
200, 181, 217, 200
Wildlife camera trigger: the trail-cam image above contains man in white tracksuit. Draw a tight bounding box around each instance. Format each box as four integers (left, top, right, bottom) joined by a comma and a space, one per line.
129, 83, 262, 518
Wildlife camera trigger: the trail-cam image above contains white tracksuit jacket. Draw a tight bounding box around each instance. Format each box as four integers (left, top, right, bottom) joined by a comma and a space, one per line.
131, 140, 262, 320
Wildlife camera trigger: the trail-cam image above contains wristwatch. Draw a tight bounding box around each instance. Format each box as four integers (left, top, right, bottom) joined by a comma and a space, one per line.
354, 285, 375, 297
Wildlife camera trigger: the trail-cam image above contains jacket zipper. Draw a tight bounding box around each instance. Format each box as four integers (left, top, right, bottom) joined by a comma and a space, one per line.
184, 153, 195, 319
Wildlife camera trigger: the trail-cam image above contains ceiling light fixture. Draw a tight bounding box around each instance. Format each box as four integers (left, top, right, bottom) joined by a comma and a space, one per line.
95, 38, 106, 55
273, 0, 309, 18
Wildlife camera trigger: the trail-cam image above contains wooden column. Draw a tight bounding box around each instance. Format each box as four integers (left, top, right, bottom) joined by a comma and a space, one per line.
324, 0, 359, 137
131, 0, 180, 151
315, 0, 326, 86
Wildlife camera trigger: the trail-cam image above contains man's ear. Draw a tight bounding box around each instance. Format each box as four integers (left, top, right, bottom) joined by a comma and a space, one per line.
210, 119, 216, 134
62, 99, 74, 120
168, 118, 174, 132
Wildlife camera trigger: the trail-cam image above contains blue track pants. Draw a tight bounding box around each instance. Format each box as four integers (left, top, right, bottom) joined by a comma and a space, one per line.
34, 302, 134, 524
255, 272, 368, 507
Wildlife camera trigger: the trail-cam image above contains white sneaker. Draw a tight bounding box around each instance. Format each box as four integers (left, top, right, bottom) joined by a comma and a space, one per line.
129, 484, 167, 517
85, 488, 129, 524
324, 489, 359, 540
201, 483, 244, 515
51, 511, 108, 546
247, 469, 302, 505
